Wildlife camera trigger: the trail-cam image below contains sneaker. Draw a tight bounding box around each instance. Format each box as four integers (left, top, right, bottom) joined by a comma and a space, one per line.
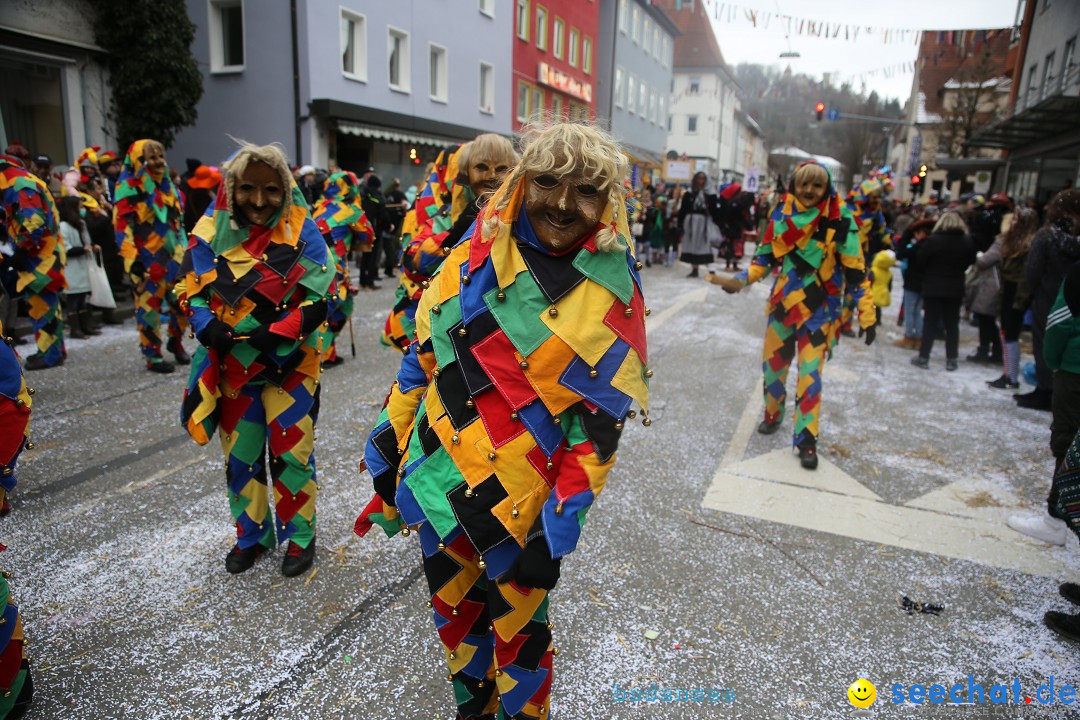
1059, 582, 1080, 606
945, 358, 958, 371
1006, 513, 1069, 545
757, 420, 781, 435
147, 359, 176, 374
225, 543, 267, 574
910, 355, 929, 369
987, 375, 1020, 389
282, 539, 315, 577
1044, 611, 1080, 644
797, 442, 818, 470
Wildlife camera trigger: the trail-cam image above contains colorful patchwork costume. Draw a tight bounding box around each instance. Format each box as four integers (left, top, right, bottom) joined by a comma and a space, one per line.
311, 172, 373, 364
176, 155, 335, 556
113, 139, 188, 368
736, 162, 874, 450
356, 171, 650, 720
382, 146, 466, 351
0, 156, 65, 370
0, 322, 34, 718
840, 178, 892, 334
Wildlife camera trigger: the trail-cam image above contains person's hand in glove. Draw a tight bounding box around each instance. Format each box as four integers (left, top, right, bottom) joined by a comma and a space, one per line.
859, 324, 877, 346
244, 324, 283, 354
705, 271, 745, 294
501, 536, 561, 590
197, 318, 236, 357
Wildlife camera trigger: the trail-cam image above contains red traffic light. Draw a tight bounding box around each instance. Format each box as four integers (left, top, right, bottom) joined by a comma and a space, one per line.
815, 102, 825, 112
911, 175, 921, 184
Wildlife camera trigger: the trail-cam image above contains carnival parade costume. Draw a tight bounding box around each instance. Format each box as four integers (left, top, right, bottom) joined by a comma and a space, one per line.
0, 156, 65, 370
0, 322, 34, 717
735, 162, 874, 453
840, 178, 892, 334
175, 149, 335, 571
355, 151, 650, 719
312, 172, 373, 364
113, 140, 188, 370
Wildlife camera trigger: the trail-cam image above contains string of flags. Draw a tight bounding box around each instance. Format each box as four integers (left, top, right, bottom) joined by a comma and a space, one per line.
838, 60, 918, 84
702, 0, 1011, 48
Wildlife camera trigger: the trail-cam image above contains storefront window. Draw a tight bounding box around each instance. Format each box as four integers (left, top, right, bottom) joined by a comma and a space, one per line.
0, 56, 66, 164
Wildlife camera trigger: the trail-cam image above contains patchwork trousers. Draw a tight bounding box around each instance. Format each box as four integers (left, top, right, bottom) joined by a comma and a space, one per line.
27, 290, 64, 366
132, 275, 185, 364
761, 313, 828, 448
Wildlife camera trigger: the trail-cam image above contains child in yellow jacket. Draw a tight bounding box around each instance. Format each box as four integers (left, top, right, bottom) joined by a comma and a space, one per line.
870, 248, 896, 325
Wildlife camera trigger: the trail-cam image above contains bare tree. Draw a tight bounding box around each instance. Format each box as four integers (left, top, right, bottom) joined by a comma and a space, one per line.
938, 51, 1004, 157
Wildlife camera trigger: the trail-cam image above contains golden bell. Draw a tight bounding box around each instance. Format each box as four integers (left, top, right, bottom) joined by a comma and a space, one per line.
634, 261, 643, 270
462, 274, 471, 284
432, 305, 441, 314
519, 360, 529, 370
464, 488, 474, 498
510, 412, 519, 422
477, 558, 486, 569
496, 291, 506, 301
401, 527, 411, 536
643, 417, 653, 426
466, 398, 475, 408
555, 503, 564, 516
548, 307, 558, 317
449, 651, 457, 660
546, 461, 554, 471
451, 435, 460, 444
452, 608, 459, 616
421, 280, 430, 288
623, 307, 633, 317
552, 417, 561, 426
615, 422, 624, 430
511, 508, 520, 518
627, 410, 637, 419
588, 369, 598, 379
458, 328, 467, 337
644, 307, 652, 316
488, 452, 496, 461
552, 647, 560, 656
437, 542, 446, 550
644, 369, 654, 378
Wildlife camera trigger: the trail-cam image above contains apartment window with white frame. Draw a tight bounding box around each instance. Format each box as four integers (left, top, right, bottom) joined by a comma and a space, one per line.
429, 43, 448, 102
479, 0, 494, 17
689, 75, 700, 94
209, 0, 245, 73
536, 6, 547, 50
1026, 63, 1038, 105
643, 18, 652, 54
614, 66, 624, 108
340, 8, 366, 81
479, 62, 494, 113
516, 0, 529, 40
532, 86, 544, 118
648, 89, 656, 123
1065, 37, 1078, 84
658, 96, 665, 126
653, 27, 661, 60
388, 27, 410, 92
639, 83, 646, 117
631, 6, 640, 43
553, 18, 564, 59
627, 74, 636, 114
517, 81, 529, 122
583, 37, 592, 74
569, 28, 579, 67
687, 115, 698, 133
552, 93, 563, 119
618, 0, 627, 33
1042, 52, 1057, 98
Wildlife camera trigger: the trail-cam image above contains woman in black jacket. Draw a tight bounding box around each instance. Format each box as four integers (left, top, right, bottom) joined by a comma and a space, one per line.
911, 212, 977, 370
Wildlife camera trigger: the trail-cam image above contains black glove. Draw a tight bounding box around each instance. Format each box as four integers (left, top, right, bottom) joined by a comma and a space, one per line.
129, 259, 146, 280
502, 537, 561, 590
297, 299, 329, 337
10, 246, 29, 272
244, 324, 282, 353
197, 318, 236, 357
859, 324, 877, 346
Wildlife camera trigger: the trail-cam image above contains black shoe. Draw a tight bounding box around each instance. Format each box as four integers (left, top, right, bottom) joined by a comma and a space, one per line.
100, 308, 124, 325
946, 358, 958, 371
910, 355, 929, 369
167, 339, 191, 365
987, 375, 1019, 389
840, 328, 856, 338
282, 539, 315, 577
1044, 611, 1080, 644
966, 350, 991, 363
797, 443, 818, 470
225, 543, 267, 574
757, 420, 781, 435
147, 359, 176, 374
1060, 583, 1080, 606
1016, 390, 1052, 411
23, 354, 61, 371
68, 325, 88, 340
686, 268, 699, 278
322, 356, 345, 368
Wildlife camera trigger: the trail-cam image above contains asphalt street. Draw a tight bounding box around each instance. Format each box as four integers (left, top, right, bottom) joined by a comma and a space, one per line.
5, 260, 1078, 719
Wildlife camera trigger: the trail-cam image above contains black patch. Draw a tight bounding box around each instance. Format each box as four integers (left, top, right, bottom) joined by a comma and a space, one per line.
416, 412, 442, 457
434, 361, 481, 429
449, 311, 499, 396
511, 620, 554, 671
209, 263, 261, 307
423, 546, 465, 597
448, 475, 513, 555
577, 403, 622, 463
369, 424, 402, 487
518, 242, 586, 304
263, 237, 305, 278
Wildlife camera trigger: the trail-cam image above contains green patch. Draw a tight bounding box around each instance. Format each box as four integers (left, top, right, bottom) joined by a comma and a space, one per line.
572, 246, 633, 304
484, 274, 552, 357
403, 446, 465, 538
429, 294, 464, 369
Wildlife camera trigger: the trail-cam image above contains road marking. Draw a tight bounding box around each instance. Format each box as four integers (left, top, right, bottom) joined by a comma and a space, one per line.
720, 377, 764, 469
645, 286, 708, 336
54, 454, 208, 522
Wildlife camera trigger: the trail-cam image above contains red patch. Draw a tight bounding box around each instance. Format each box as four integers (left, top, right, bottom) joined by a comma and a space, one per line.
471, 330, 539, 410
526, 445, 564, 488
241, 225, 273, 259
267, 420, 304, 457
553, 448, 590, 501
603, 289, 648, 364
433, 597, 486, 651
251, 261, 306, 307
217, 390, 253, 436
473, 388, 528, 449
0, 637, 23, 688
273, 480, 309, 523
495, 631, 529, 668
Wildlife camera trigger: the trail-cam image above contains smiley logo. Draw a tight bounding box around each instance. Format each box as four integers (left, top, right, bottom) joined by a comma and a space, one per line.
847, 679, 876, 708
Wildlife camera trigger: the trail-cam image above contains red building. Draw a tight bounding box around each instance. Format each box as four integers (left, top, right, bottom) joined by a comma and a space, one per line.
512, 0, 599, 131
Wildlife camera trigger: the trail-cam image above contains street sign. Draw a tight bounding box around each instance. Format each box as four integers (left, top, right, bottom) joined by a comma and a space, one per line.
974, 171, 992, 195
826, 108, 840, 121
744, 167, 759, 192
664, 159, 694, 181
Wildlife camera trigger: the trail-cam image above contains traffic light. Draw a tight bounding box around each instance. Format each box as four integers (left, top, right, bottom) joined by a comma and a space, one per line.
919, 164, 927, 178
410, 147, 420, 165
911, 174, 924, 196
815, 102, 825, 121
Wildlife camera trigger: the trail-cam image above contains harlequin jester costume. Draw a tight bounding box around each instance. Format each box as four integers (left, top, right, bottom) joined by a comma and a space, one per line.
0, 322, 34, 717
840, 179, 891, 335
382, 146, 463, 351
0, 156, 65, 371
312, 172, 373, 365
733, 162, 874, 460
356, 168, 650, 720
175, 148, 335, 574
113, 139, 188, 371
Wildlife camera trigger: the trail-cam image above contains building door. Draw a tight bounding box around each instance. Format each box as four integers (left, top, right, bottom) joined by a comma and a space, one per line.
0, 54, 66, 164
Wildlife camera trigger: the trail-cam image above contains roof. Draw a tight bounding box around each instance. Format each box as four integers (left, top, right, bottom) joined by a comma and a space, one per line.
653, 0, 729, 73
639, 1, 681, 38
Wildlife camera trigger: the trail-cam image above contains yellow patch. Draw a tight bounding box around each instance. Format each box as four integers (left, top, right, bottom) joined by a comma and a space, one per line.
542, 281, 617, 367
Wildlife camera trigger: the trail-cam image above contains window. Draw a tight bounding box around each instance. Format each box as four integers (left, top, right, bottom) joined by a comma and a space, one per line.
1065, 37, 1078, 84
429, 44, 447, 102
553, 18, 564, 59
583, 37, 592, 74
689, 76, 700, 94
631, 6, 640, 43
1026, 63, 1038, 106
388, 27, 410, 91
658, 96, 666, 126
653, 27, 661, 60
479, 62, 494, 113
688, 115, 698, 133
667, 113, 672, 131
1042, 52, 1057, 98
618, 0, 627, 33
340, 9, 366, 81
648, 89, 656, 123
516, 0, 529, 41
552, 94, 563, 119
663, 37, 670, 67
517, 81, 530, 122
479, 0, 494, 17
614, 66, 624, 108
639, 83, 646, 116
532, 86, 544, 117
627, 74, 636, 114
643, 18, 652, 55
569, 28, 579, 67
536, 6, 547, 50
209, 0, 244, 73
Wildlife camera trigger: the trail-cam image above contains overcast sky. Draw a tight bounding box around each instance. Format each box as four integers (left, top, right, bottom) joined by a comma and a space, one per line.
708, 0, 1020, 104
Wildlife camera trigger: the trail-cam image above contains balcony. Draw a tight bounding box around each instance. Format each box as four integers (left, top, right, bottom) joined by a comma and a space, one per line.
967, 63, 1080, 150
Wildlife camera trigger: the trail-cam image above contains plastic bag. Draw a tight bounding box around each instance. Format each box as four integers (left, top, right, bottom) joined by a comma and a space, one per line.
87, 252, 116, 309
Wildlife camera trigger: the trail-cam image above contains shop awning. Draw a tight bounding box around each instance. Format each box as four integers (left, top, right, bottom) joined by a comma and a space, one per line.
624, 144, 663, 167
967, 95, 1080, 150
336, 120, 466, 148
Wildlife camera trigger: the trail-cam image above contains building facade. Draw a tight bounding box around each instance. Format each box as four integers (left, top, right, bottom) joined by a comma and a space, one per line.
511, 0, 599, 131
969, 0, 1080, 204
596, 0, 677, 183
0, 0, 115, 166
171, 0, 513, 181
655, 0, 742, 185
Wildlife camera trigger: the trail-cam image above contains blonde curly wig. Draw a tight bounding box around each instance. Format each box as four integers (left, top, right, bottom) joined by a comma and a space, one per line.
222, 142, 295, 232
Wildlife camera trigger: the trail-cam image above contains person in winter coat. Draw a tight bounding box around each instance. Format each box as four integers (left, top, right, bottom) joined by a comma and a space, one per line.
1017, 189, 1080, 410
966, 233, 1004, 365
678, 171, 721, 277
911, 212, 977, 371
892, 218, 935, 349
988, 207, 1040, 389
57, 196, 101, 339
869, 248, 896, 325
